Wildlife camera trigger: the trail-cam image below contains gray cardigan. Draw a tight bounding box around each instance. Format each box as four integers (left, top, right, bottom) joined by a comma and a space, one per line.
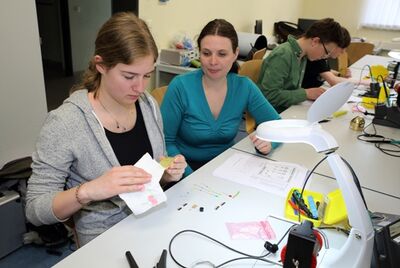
26, 89, 166, 246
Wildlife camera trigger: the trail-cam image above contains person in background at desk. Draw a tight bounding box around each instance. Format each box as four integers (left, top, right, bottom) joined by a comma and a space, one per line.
161, 19, 280, 176
302, 27, 352, 89
257, 18, 349, 113
25, 12, 187, 247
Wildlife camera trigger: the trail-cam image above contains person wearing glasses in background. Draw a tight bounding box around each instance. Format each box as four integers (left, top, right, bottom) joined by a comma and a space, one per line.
302, 26, 353, 90
257, 18, 349, 113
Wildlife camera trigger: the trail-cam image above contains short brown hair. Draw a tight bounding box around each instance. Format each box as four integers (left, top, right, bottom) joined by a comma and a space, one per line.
304, 18, 349, 48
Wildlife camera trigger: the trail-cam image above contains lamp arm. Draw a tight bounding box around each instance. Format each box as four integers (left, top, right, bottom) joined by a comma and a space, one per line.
321, 153, 374, 268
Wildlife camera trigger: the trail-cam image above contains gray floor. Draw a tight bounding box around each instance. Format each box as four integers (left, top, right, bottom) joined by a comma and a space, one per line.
0, 241, 75, 268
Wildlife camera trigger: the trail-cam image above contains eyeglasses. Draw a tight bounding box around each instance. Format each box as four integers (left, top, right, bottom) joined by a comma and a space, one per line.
321, 41, 332, 58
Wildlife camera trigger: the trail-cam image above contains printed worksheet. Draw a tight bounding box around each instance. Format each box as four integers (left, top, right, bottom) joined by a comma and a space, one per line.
213, 152, 308, 196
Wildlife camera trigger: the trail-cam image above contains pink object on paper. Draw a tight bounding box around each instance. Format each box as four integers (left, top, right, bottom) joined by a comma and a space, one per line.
147, 195, 158, 205
226, 220, 276, 240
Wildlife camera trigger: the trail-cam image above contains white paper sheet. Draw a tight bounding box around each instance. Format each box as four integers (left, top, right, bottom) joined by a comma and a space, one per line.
119, 153, 167, 215
213, 152, 308, 197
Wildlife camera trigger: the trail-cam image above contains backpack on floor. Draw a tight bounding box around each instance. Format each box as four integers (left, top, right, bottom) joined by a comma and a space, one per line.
0, 157, 72, 253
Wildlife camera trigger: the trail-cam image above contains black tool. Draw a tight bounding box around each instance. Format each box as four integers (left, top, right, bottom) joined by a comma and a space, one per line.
125, 251, 139, 268
154, 249, 167, 268
292, 190, 314, 219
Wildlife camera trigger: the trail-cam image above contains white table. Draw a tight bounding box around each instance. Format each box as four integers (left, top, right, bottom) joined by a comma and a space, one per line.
349, 55, 394, 70
154, 59, 245, 88
54, 54, 398, 268
55, 148, 353, 268
155, 61, 196, 88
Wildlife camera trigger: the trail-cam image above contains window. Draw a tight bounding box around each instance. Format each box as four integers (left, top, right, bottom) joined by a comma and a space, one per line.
361, 0, 400, 30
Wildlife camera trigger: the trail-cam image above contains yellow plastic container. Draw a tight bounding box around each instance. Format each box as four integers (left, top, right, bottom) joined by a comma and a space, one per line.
370, 65, 389, 80
285, 188, 324, 226
323, 189, 348, 225
362, 86, 390, 109
285, 188, 347, 227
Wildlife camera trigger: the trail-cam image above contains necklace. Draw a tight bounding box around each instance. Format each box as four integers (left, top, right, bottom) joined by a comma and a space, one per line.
98, 98, 127, 131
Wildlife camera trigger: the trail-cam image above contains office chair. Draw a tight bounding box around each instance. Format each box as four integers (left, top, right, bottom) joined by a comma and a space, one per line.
238, 59, 263, 133
346, 42, 374, 66
252, 48, 267, 60
64, 218, 80, 248
336, 51, 349, 77
150, 86, 168, 106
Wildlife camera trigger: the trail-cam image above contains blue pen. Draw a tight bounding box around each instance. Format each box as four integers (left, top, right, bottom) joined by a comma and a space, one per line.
307, 196, 319, 220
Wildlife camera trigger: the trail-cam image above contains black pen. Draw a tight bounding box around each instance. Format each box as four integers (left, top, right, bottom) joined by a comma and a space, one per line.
125, 251, 139, 268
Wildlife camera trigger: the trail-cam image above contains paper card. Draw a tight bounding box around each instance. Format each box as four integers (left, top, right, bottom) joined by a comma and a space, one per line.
119, 153, 167, 215
159, 157, 174, 168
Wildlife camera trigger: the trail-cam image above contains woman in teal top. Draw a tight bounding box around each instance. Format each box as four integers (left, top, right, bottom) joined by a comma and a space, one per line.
161, 19, 280, 175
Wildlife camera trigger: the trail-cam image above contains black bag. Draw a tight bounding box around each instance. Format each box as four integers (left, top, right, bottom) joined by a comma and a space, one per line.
244, 35, 268, 61
273, 21, 304, 44
0, 156, 32, 180
0, 157, 72, 252
0, 156, 32, 205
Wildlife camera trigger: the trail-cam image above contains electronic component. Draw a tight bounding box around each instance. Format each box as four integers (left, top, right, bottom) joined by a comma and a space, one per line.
373, 104, 400, 129
364, 82, 381, 98
371, 212, 400, 268
281, 220, 317, 268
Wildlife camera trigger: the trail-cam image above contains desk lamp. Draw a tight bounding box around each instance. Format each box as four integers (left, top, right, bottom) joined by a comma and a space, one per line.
388, 50, 400, 88
256, 82, 374, 268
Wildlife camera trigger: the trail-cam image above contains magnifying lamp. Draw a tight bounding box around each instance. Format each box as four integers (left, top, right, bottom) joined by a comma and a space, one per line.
388, 50, 400, 61
256, 82, 374, 268
388, 50, 400, 88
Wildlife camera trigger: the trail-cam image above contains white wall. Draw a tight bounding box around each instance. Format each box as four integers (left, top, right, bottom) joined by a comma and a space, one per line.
141, 0, 400, 55
68, 0, 111, 72
140, 0, 304, 51
303, 0, 400, 50
0, 1, 48, 168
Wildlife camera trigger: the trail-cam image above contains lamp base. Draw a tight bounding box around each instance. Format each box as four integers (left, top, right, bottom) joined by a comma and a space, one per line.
373, 105, 400, 129
320, 228, 374, 268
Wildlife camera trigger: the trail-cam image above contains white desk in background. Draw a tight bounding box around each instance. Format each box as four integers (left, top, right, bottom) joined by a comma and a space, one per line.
233, 103, 400, 215
54, 146, 361, 268
234, 55, 400, 214
154, 60, 244, 88
154, 54, 392, 88
350, 54, 394, 70
155, 61, 196, 88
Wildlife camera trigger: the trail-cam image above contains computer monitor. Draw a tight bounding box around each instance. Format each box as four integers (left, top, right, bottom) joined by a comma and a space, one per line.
254, 20, 262, 34
297, 18, 318, 32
